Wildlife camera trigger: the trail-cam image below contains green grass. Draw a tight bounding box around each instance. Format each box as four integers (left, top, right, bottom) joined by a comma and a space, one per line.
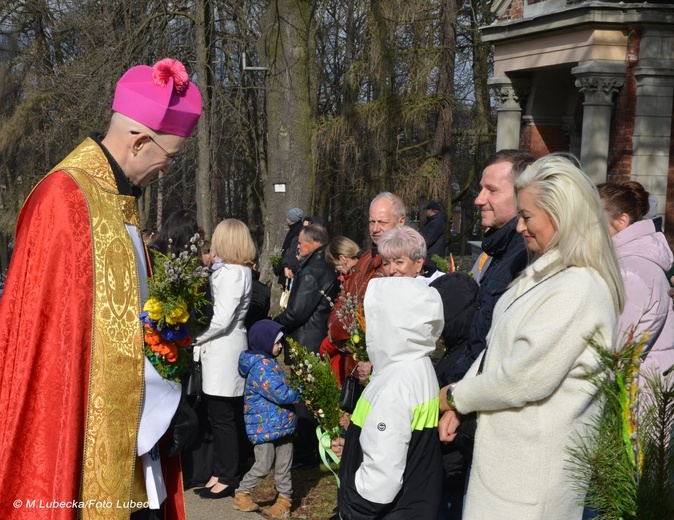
250, 463, 339, 519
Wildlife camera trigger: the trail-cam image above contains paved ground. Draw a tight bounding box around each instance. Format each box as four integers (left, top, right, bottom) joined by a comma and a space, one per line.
184, 487, 264, 520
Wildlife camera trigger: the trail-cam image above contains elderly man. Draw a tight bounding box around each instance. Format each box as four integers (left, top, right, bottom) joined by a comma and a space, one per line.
0, 59, 202, 520
325, 191, 406, 380
275, 224, 339, 354
275, 224, 338, 469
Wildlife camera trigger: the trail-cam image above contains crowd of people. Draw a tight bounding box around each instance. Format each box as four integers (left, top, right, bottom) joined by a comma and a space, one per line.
1, 57, 673, 520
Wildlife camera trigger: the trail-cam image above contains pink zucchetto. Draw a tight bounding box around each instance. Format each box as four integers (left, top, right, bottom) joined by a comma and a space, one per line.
112, 58, 203, 137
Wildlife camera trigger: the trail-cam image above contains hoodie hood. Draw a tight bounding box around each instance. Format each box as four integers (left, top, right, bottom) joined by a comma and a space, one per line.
364, 277, 444, 372
614, 219, 673, 272
248, 319, 285, 355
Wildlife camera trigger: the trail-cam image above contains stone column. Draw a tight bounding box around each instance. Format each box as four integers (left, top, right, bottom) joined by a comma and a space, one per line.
572, 62, 626, 183
562, 116, 581, 160
631, 28, 674, 227
489, 77, 529, 151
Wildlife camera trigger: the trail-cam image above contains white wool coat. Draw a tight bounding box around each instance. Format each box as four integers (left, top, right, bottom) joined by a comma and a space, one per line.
197, 263, 252, 397
453, 250, 617, 520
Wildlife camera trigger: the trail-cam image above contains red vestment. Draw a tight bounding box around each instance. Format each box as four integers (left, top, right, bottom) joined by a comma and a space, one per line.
0, 139, 185, 519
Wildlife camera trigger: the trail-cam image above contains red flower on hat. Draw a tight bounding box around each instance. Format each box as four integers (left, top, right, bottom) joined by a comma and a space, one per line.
152, 58, 190, 94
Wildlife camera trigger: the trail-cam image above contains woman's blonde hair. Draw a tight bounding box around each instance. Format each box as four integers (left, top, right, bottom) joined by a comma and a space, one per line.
325, 236, 360, 265
515, 154, 625, 314
210, 219, 256, 266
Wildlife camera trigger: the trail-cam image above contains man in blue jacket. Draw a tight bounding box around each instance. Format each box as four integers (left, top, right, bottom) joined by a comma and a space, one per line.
449, 149, 535, 382
438, 149, 534, 520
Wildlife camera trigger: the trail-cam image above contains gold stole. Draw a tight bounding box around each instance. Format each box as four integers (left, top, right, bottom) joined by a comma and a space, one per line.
50, 138, 147, 518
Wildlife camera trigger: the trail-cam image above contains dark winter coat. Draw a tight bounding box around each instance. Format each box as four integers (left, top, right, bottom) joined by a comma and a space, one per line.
275, 245, 339, 354
238, 320, 299, 445
244, 269, 271, 330
430, 271, 479, 387
275, 220, 304, 285
420, 211, 447, 263
449, 216, 527, 382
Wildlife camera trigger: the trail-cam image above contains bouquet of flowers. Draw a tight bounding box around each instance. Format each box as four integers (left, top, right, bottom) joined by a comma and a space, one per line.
141, 234, 211, 383
333, 291, 368, 362
269, 246, 284, 268
286, 338, 342, 441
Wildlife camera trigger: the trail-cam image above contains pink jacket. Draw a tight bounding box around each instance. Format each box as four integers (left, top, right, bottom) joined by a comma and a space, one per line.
614, 219, 674, 380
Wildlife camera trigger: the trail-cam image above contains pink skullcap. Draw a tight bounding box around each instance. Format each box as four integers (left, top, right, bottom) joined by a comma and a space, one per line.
112, 58, 203, 137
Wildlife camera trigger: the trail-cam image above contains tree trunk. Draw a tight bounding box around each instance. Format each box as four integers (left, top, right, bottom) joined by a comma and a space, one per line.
258, 0, 315, 311
195, 0, 215, 238
470, 0, 495, 166
433, 0, 458, 247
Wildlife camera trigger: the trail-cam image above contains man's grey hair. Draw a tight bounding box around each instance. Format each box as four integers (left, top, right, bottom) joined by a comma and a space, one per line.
301, 224, 329, 246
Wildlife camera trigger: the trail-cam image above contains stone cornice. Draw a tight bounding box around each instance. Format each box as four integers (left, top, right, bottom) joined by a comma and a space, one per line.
482, 2, 674, 44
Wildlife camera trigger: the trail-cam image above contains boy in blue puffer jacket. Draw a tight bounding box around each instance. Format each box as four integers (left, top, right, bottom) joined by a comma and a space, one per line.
234, 319, 299, 518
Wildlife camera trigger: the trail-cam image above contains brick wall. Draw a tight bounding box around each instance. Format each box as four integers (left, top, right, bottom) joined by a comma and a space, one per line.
607, 29, 638, 183
505, 0, 525, 20
520, 123, 569, 158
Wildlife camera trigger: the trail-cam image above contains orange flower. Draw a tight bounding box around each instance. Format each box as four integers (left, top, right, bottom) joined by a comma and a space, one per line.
145, 329, 163, 346
150, 341, 178, 363
174, 335, 192, 348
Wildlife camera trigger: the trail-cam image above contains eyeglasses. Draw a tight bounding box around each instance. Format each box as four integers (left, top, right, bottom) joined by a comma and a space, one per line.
147, 135, 179, 166
131, 131, 179, 166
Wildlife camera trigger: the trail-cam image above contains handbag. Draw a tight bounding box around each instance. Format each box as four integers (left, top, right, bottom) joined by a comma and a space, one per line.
166, 392, 199, 457
279, 280, 290, 311
339, 366, 364, 414
185, 359, 202, 398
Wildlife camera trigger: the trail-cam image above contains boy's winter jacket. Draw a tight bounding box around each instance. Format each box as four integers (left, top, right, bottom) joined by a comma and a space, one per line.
238, 350, 298, 445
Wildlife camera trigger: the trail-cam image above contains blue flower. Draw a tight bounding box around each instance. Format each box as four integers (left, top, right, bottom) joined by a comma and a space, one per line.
140, 312, 158, 328
160, 324, 190, 341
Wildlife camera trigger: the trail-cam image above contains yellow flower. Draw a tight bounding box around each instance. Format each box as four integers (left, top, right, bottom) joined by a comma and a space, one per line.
352, 333, 360, 344
165, 302, 190, 325
143, 298, 163, 321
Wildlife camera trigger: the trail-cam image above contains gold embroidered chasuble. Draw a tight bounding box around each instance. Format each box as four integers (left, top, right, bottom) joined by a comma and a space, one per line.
50, 138, 148, 518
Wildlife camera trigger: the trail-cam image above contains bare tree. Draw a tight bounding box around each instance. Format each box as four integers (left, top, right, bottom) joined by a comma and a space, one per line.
257, 0, 316, 298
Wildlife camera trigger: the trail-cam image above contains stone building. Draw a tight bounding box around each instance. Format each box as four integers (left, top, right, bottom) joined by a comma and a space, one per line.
484, 0, 674, 243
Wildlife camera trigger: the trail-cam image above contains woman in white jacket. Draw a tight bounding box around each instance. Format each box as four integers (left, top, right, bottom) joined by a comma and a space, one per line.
439, 155, 625, 519
194, 219, 255, 499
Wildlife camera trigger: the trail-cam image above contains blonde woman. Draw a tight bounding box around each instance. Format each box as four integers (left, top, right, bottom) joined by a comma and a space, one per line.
325, 236, 360, 276
194, 219, 256, 499
439, 155, 624, 519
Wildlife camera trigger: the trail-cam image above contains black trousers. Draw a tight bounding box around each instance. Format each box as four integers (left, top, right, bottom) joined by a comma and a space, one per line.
205, 394, 244, 487
293, 400, 319, 465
